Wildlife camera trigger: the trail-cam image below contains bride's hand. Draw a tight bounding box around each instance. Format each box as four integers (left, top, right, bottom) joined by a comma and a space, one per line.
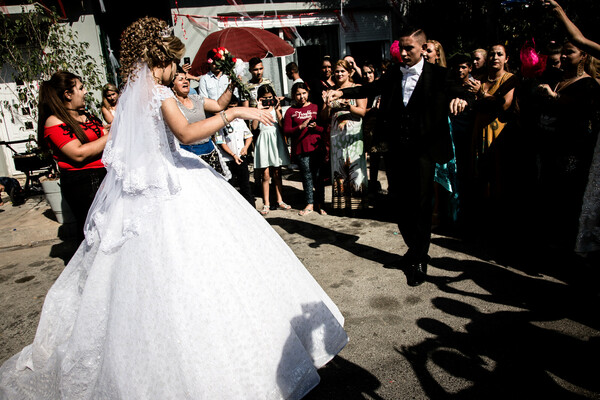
232, 107, 275, 126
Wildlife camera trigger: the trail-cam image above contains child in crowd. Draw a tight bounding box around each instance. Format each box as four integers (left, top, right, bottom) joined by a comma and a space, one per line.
252, 85, 291, 215
215, 96, 254, 206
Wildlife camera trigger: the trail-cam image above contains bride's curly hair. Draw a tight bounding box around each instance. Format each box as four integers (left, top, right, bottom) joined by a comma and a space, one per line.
119, 17, 185, 83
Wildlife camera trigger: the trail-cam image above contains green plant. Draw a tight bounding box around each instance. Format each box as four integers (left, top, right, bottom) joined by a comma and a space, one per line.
0, 2, 105, 127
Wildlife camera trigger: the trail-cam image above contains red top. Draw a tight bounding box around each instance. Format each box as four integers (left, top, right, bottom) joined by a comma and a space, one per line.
283, 103, 324, 156
44, 113, 105, 171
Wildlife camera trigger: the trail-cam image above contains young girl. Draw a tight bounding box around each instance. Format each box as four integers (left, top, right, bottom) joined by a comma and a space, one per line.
283, 82, 326, 216
252, 84, 291, 215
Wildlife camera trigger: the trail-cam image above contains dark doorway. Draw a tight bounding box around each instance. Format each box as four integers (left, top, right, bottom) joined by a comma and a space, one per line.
292, 25, 339, 85
347, 40, 388, 71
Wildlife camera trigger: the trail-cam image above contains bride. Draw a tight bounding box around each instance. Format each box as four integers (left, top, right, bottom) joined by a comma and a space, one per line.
0, 17, 348, 399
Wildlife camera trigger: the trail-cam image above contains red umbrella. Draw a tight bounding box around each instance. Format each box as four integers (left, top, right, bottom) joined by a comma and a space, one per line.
190, 27, 295, 76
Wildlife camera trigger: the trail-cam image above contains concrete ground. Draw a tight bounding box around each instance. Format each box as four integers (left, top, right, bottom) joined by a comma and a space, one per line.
1, 171, 599, 399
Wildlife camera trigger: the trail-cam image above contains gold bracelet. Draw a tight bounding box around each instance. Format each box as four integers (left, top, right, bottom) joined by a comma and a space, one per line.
221, 110, 233, 133
220, 110, 230, 125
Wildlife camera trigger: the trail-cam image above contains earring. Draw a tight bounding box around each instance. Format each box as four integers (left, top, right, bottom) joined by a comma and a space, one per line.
577, 60, 585, 76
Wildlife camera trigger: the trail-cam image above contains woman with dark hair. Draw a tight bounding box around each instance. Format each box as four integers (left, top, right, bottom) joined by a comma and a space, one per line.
0, 16, 347, 399
361, 60, 383, 194
171, 65, 230, 177
309, 56, 336, 107
283, 82, 326, 215
101, 82, 119, 124
466, 44, 518, 205
38, 71, 108, 240
322, 59, 368, 213
537, 40, 600, 250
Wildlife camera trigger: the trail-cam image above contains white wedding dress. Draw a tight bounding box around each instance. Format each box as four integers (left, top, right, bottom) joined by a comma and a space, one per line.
0, 64, 348, 399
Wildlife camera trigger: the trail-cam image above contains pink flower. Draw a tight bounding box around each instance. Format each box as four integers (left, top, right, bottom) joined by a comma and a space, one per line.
390, 40, 402, 63
520, 39, 547, 78
208, 58, 213, 64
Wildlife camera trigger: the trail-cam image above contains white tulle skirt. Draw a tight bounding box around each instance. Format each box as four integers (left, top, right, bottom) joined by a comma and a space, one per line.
0, 152, 348, 399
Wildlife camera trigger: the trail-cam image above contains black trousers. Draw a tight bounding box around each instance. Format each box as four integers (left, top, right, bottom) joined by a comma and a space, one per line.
226, 160, 254, 205
60, 168, 107, 241
385, 150, 435, 262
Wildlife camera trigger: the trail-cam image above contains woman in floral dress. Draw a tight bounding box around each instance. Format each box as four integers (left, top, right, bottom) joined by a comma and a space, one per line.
322, 59, 368, 213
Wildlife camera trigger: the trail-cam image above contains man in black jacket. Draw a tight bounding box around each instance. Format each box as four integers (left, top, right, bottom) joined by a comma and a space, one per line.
328, 28, 460, 286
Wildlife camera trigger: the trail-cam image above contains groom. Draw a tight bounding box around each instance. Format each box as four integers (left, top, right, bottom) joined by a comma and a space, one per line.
329, 28, 453, 286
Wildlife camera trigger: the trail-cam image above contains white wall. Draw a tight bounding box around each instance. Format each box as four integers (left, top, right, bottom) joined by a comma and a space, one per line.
0, 14, 106, 177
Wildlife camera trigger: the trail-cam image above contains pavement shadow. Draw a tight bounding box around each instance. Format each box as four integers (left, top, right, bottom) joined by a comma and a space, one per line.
252, 176, 306, 210
304, 356, 384, 400
431, 234, 598, 289
397, 256, 600, 398
267, 217, 397, 265
49, 238, 80, 265
42, 208, 57, 222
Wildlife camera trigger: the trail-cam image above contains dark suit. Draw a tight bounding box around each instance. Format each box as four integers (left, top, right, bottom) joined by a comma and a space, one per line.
343, 60, 453, 262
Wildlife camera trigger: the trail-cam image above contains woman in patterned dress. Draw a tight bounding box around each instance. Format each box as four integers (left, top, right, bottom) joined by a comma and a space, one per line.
322, 59, 368, 214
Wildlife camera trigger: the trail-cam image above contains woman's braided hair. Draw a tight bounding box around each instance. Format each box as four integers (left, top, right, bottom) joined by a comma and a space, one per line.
119, 17, 185, 84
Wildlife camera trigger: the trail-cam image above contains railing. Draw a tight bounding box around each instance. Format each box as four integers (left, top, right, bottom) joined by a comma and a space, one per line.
0, 138, 57, 193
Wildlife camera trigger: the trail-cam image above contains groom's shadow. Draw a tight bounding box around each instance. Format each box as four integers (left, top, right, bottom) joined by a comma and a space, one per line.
267, 217, 397, 265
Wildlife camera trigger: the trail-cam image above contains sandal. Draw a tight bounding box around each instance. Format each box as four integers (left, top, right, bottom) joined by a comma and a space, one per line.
277, 202, 291, 210
317, 208, 328, 215
260, 205, 270, 215
298, 208, 313, 216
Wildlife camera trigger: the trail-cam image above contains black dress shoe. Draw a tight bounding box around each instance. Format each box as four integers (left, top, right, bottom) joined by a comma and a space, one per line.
407, 262, 428, 287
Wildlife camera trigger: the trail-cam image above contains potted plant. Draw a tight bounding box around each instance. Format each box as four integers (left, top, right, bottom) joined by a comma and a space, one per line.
39, 175, 75, 224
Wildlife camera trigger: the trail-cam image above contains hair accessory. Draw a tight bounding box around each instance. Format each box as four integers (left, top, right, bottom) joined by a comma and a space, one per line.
159, 26, 174, 38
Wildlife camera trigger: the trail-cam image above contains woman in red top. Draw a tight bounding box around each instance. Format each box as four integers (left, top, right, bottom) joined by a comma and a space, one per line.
38, 71, 108, 240
283, 82, 327, 215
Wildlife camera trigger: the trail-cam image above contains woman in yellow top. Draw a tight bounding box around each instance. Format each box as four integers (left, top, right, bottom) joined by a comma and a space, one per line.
465, 43, 518, 201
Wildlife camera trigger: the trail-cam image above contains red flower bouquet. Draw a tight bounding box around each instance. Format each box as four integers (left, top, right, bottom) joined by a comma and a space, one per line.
208, 47, 250, 99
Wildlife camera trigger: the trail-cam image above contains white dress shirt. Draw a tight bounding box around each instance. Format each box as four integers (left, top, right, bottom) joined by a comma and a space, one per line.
198, 71, 238, 100
215, 118, 253, 162
400, 57, 425, 106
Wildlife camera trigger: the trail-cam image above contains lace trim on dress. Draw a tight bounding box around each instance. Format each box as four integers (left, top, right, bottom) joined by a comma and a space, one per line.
84, 63, 182, 253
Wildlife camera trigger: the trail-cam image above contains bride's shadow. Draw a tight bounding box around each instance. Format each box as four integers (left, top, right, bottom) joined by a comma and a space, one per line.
277, 301, 383, 399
